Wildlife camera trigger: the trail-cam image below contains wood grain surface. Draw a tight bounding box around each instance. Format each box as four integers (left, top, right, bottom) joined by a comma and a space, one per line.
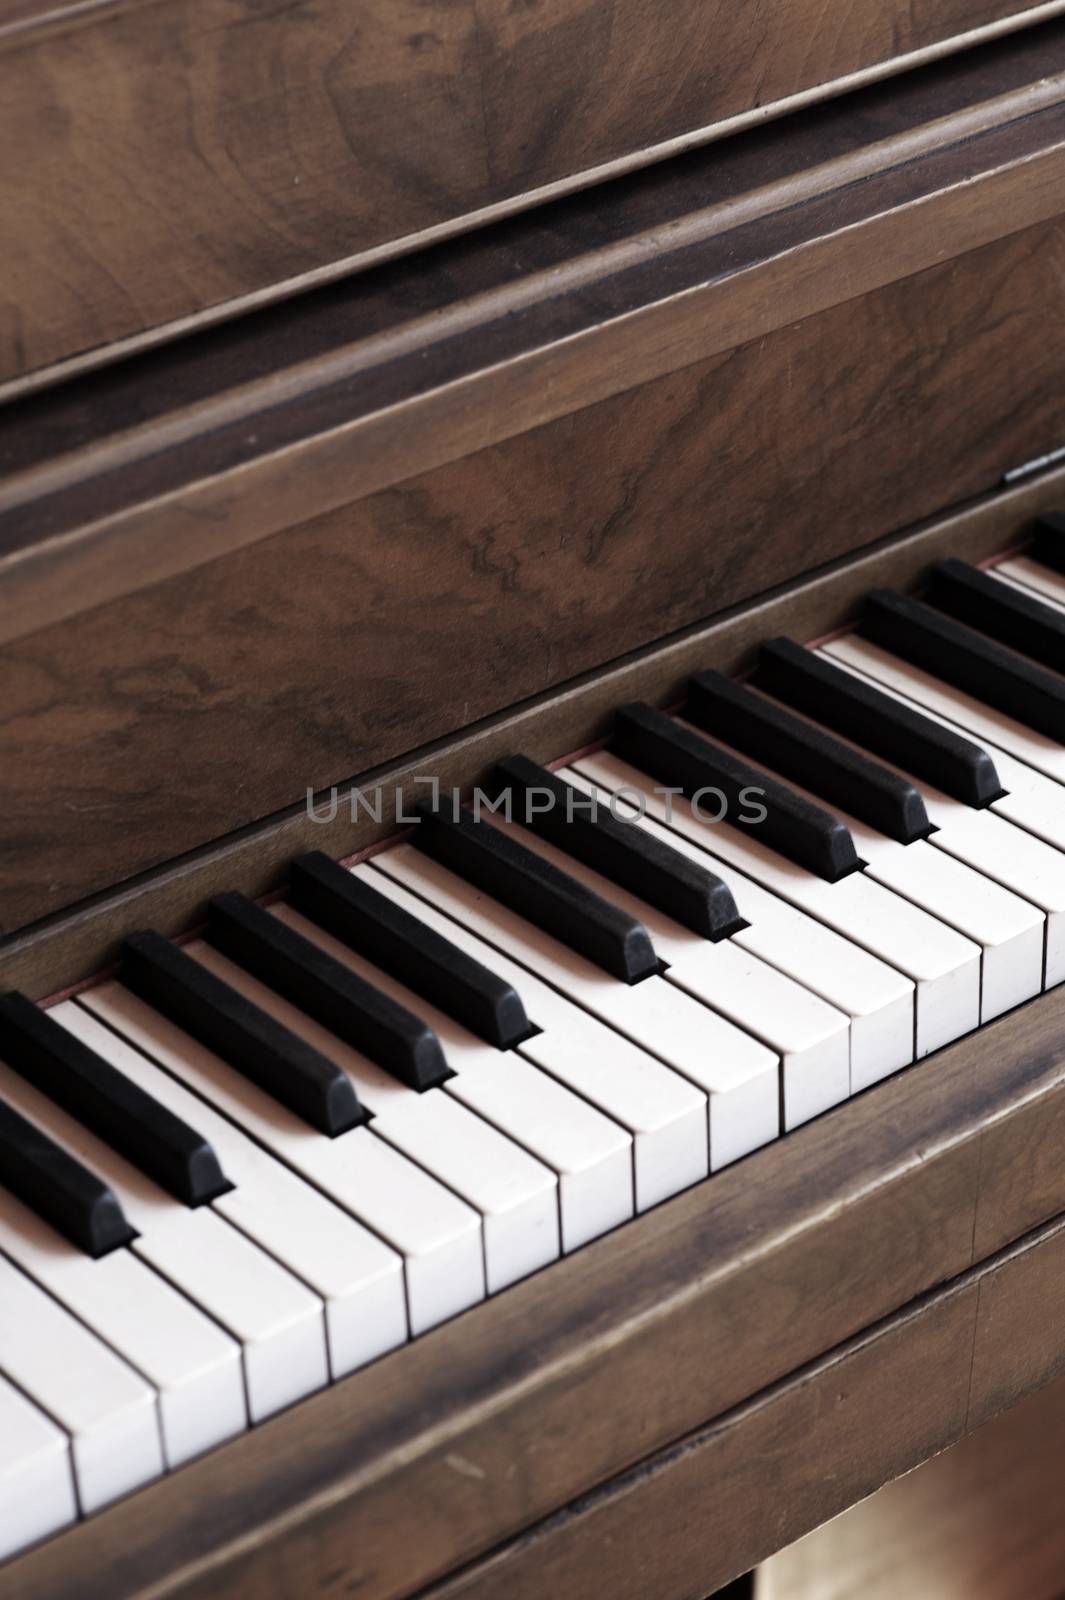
420, 1220, 1065, 1600
1, 0, 1061, 389
4, 198, 1065, 937
8, 981, 1065, 1600
5, 26, 1065, 645
759, 1372, 1065, 1600
2, 462, 1062, 993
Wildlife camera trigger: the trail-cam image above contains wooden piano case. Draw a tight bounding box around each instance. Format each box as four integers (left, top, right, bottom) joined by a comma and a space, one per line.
5, 13, 1065, 1600
4, 0, 1065, 391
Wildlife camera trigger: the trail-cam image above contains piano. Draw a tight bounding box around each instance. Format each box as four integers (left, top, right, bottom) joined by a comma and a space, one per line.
4, 2, 1065, 1594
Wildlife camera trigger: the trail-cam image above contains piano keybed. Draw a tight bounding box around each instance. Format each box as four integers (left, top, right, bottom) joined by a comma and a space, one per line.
5, 530, 1065, 1564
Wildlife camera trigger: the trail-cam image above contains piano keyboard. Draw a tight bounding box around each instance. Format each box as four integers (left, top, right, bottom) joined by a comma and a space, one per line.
6, 524, 1065, 1563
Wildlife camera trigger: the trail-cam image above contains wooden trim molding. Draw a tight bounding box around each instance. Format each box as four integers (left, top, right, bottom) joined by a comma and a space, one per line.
3, 24, 1065, 640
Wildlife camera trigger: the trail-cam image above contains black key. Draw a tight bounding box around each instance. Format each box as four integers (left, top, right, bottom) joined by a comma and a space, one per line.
0, 1096, 135, 1258
493, 755, 746, 940
860, 588, 1065, 743
685, 670, 931, 845
121, 932, 366, 1137
412, 800, 659, 983
927, 559, 1065, 676
0, 993, 231, 1208
1032, 511, 1065, 575
610, 702, 861, 882
754, 639, 1004, 808
289, 853, 532, 1050
207, 892, 450, 1092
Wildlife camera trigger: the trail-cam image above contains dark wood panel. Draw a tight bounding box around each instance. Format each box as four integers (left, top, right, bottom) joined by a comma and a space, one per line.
2, 459, 1063, 993
0, 0, 1059, 388
420, 1222, 1065, 1600
4, 29, 1065, 641
4, 208, 1065, 934
760, 1371, 1065, 1600
9, 985, 1065, 1600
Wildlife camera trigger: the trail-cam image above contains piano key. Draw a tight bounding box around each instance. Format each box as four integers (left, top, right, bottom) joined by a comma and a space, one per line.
0, 1187, 245, 1469
60, 1003, 408, 1378
860, 588, 1065, 742
184, 940, 560, 1294
0, 1252, 163, 1514
0, 1373, 77, 1561
571, 749, 979, 1057
1032, 510, 1065, 574
0, 1096, 134, 1258
78, 983, 485, 1336
0, 1047, 329, 1423
491, 795, 850, 1128
493, 755, 745, 939
352, 867, 710, 1211
926, 559, 1065, 674
775, 663, 1065, 988
993, 554, 1065, 611
824, 632, 1065, 787
0, 992, 229, 1208
372, 846, 781, 1171
412, 799, 659, 983
206, 891, 450, 1091
558, 763, 915, 1092
289, 851, 532, 1049
754, 637, 1003, 808
273, 904, 633, 1252
612, 702, 861, 882
821, 635, 1065, 815
121, 931, 366, 1137
685, 669, 931, 843
669, 712, 1044, 1023
813, 640, 1065, 984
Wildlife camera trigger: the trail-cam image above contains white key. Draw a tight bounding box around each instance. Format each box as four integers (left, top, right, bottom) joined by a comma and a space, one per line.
78, 983, 485, 1336
820, 640, 1065, 986
491, 788, 850, 1128
0, 1253, 162, 1515
778, 655, 1065, 976
563, 760, 914, 1091
572, 749, 979, 1057
372, 848, 780, 1170
0, 1372, 77, 1559
354, 867, 709, 1210
672, 712, 1045, 1024
0, 1049, 328, 1424
184, 941, 560, 1294
993, 555, 1065, 610
824, 634, 1065, 785
273, 904, 633, 1253
59, 1003, 407, 1379
0, 1188, 244, 1470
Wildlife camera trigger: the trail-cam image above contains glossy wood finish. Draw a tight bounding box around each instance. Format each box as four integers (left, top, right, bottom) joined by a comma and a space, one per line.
1, 461, 1061, 991
4, 25, 1065, 643
2, 0, 1061, 392
6, 191, 1065, 938
759, 1373, 1065, 1600
8, 980, 1065, 1600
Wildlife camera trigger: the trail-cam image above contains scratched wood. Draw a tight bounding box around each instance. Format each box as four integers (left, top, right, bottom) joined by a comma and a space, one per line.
1, 0, 1060, 387
7, 985, 1065, 1600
